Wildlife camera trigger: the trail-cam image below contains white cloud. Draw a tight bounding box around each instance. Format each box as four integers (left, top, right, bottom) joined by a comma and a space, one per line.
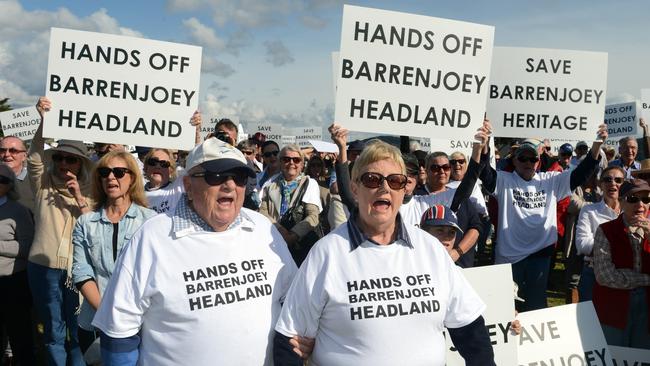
182, 17, 226, 49
263, 40, 294, 67
201, 56, 236, 77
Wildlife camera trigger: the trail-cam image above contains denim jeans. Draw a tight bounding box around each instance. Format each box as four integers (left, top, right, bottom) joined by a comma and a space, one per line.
511, 254, 551, 312
578, 265, 595, 302
601, 287, 650, 349
27, 262, 84, 366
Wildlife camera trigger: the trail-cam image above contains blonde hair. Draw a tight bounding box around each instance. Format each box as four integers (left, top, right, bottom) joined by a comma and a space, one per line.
92, 151, 148, 210
143, 148, 177, 181
351, 139, 405, 182
450, 151, 466, 160
279, 144, 306, 162
0, 163, 18, 201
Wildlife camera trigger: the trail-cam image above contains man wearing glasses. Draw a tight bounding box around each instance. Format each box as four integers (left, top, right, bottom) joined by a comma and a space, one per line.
93, 138, 300, 364
0, 136, 33, 210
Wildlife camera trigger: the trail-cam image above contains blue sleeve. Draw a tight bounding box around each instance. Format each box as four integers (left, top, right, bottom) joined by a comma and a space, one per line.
448, 315, 495, 366
100, 331, 140, 366
72, 218, 94, 285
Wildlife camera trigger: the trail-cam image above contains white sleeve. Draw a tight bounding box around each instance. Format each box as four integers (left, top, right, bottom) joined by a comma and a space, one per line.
443, 257, 486, 329
302, 178, 323, 213
553, 170, 572, 200
575, 206, 595, 256
275, 246, 328, 338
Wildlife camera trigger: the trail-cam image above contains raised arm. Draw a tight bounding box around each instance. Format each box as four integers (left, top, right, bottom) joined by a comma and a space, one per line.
329, 123, 356, 210
450, 120, 490, 211
569, 124, 607, 191
27, 97, 51, 192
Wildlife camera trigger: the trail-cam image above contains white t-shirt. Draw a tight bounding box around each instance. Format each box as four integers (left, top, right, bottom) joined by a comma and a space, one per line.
494, 170, 571, 263
92, 209, 297, 365
575, 200, 618, 258
400, 189, 456, 227
145, 177, 185, 214
446, 179, 488, 216
275, 222, 485, 366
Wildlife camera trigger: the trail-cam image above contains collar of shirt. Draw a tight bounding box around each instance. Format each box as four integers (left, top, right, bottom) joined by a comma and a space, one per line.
88, 203, 139, 224
16, 166, 27, 181
172, 194, 254, 238
0, 196, 7, 207
346, 209, 413, 251
621, 215, 645, 239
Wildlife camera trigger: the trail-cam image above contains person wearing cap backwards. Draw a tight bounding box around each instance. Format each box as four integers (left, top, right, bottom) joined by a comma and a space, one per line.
92, 138, 304, 364
592, 179, 650, 348
275, 138, 494, 366
27, 97, 95, 365
478, 121, 608, 312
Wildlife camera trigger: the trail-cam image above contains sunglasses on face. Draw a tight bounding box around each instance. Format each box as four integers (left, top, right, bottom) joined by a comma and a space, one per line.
0, 175, 12, 185
281, 156, 302, 164
52, 154, 80, 164
97, 167, 131, 179
517, 156, 540, 164
358, 172, 408, 190
601, 176, 624, 184
190, 171, 248, 186
625, 195, 650, 204
262, 150, 279, 158
429, 164, 451, 173
241, 150, 255, 156
449, 159, 466, 166
0, 147, 26, 155
146, 158, 171, 169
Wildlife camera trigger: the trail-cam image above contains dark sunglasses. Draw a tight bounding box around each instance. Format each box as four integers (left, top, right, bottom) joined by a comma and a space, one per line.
52, 154, 80, 164
262, 150, 279, 158
241, 150, 255, 156
601, 176, 624, 184
449, 159, 466, 166
146, 158, 171, 169
0, 147, 26, 155
191, 171, 248, 186
429, 164, 451, 173
0, 175, 12, 185
625, 195, 650, 204
517, 156, 540, 164
359, 172, 408, 190
97, 167, 131, 179
281, 156, 302, 164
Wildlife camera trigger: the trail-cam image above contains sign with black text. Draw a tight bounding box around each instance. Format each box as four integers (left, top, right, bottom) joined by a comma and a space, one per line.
641, 89, 650, 123
44, 28, 202, 150
0, 106, 40, 140
250, 123, 283, 142
609, 345, 650, 366
488, 47, 608, 140
605, 102, 636, 138
292, 126, 323, 148
335, 5, 494, 140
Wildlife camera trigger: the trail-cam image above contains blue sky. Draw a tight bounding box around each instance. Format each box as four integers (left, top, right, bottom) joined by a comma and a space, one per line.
1, 0, 649, 132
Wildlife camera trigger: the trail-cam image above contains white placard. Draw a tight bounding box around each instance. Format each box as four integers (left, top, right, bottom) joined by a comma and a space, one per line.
0, 106, 40, 141
428, 136, 496, 168
44, 28, 202, 150
309, 140, 338, 153
250, 123, 283, 142
281, 135, 296, 146
488, 47, 608, 141
335, 5, 494, 140
641, 89, 650, 124
201, 116, 240, 137
292, 126, 323, 148
517, 302, 613, 366
609, 345, 650, 366
445, 264, 518, 366
605, 102, 636, 138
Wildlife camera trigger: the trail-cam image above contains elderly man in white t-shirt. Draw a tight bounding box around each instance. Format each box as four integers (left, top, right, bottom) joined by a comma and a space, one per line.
479, 122, 608, 312
92, 138, 302, 365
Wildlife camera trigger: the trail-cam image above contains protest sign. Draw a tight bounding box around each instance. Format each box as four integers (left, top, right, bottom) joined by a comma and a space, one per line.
335, 5, 494, 140
281, 135, 296, 146
488, 47, 608, 141
292, 126, 323, 148
0, 106, 40, 140
44, 28, 202, 150
605, 102, 636, 138
446, 264, 518, 366
642, 89, 650, 123
517, 302, 613, 366
309, 140, 338, 153
250, 123, 283, 142
201, 116, 240, 137
428, 136, 495, 168
609, 346, 650, 366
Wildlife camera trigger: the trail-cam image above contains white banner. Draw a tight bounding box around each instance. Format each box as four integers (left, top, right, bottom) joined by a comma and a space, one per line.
201, 116, 240, 137
445, 264, 518, 366
250, 123, 283, 142
44, 28, 202, 150
292, 126, 323, 148
605, 102, 636, 138
335, 5, 494, 140
641, 89, 650, 124
488, 47, 608, 141
309, 140, 338, 153
281, 135, 296, 146
0, 106, 40, 141
609, 345, 650, 366
517, 302, 613, 366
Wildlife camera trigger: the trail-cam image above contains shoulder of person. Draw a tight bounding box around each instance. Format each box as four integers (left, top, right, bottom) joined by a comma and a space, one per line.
132, 204, 157, 219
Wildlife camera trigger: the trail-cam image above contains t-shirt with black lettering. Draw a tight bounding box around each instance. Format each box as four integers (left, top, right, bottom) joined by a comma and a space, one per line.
145, 176, 185, 214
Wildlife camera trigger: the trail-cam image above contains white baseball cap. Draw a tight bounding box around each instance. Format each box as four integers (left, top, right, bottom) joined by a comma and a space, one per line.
185, 138, 255, 177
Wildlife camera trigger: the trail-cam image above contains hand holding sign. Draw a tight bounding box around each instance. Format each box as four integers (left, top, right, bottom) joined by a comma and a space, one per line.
36, 97, 52, 119
328, 123, 349, 163
589, 123, 608, 160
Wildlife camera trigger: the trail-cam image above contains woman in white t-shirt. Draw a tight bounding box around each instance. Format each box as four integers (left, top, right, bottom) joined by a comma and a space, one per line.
275, 138, 494, 366
143, 148, 185, 214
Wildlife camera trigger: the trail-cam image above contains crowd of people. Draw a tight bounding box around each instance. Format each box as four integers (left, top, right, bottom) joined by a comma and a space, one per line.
0, 96, 649, 365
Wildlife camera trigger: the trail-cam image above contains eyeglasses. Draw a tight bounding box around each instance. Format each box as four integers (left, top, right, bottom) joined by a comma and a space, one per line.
191, 171, 248, 186
358, 172, 408, 190
601, 176, 624, 184
429, 164, 451, 173
52, 154, 80, 164
97, 167, 131, 179
262, 150, 279, 158
0, 175, 12, 185
517, 156, 540, 164
0, 147, 26, 155
625, 195, 650, 204
146, 158, 171, 169
281, 156, 302, 164
241, 150, 254, 156
449, 159, 466, 166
